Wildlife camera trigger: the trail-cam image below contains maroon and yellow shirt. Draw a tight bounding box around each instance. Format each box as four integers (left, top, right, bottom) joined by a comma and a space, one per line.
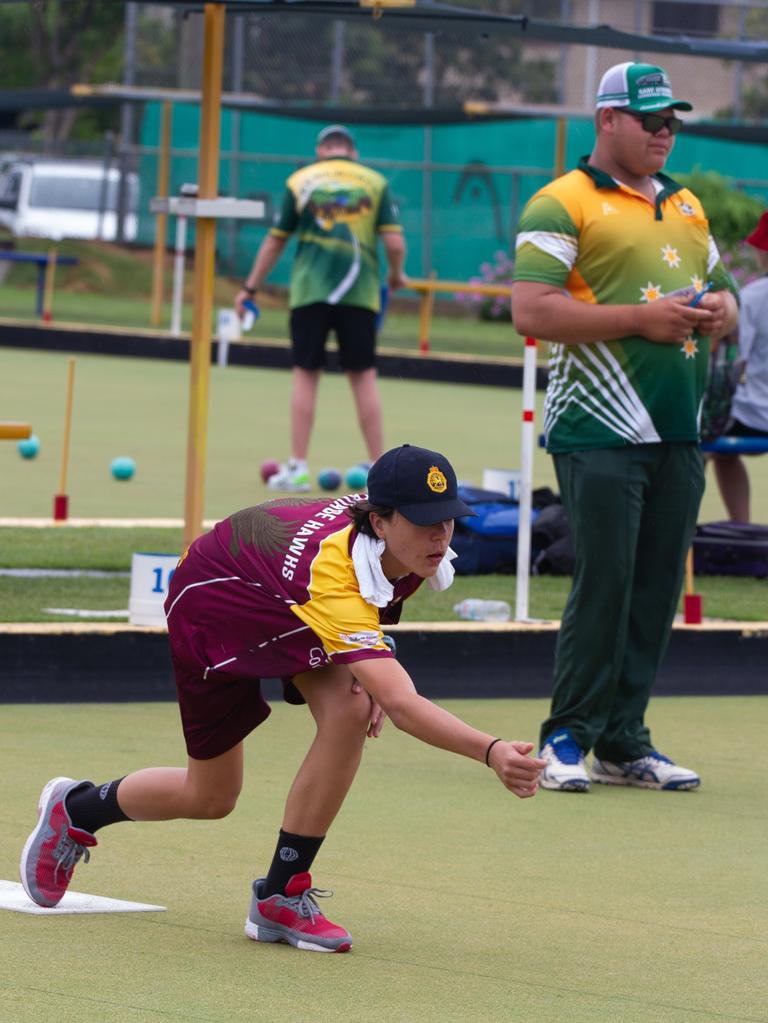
165, 494, 421, 682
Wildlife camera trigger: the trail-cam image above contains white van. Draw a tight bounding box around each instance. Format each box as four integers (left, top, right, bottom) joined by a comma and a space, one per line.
0, 158, 139, 242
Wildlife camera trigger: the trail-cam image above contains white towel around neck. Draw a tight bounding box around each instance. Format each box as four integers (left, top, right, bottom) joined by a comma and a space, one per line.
351, 532, 457, 607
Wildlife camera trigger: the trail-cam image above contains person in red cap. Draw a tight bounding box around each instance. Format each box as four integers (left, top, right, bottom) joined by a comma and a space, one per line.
235, 125, 407, 492
20, 444, 545, 953
711, 211, 768, 521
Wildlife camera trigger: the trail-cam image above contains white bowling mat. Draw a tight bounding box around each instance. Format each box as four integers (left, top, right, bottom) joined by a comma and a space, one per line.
0, 880, 165, 915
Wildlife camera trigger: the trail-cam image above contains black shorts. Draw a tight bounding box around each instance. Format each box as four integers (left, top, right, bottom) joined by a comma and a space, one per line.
290, 303, 377, 372
726, 417, 767, 438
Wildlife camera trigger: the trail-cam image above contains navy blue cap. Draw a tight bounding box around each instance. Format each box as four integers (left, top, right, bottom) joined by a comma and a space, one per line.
367, 444, 474, 525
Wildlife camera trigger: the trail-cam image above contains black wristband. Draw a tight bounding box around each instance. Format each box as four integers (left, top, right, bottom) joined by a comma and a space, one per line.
242, 284, 256, 295
484, 738, 502, 767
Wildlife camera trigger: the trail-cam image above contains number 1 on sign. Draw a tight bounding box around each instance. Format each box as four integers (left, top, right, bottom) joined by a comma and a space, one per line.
151, 567, 175, 593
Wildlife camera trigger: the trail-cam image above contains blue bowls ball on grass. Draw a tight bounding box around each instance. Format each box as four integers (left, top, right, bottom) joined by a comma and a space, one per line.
318, 467, 342, 491
17, 434, 41, 459
345, 464, 369, 490
111, 456, 136, 481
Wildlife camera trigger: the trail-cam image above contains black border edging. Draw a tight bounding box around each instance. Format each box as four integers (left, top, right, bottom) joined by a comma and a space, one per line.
1, 626, 765, 704
0, 321, 548, 390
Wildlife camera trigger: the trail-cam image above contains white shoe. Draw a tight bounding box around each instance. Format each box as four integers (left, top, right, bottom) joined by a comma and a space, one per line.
591, 752, 700, 790
539, 728, 590, 791
267, 461, 311, 493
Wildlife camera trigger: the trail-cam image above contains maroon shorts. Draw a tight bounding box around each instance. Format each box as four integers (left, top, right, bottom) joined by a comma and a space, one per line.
172, 657, 308, 761
171, 654, 271, 760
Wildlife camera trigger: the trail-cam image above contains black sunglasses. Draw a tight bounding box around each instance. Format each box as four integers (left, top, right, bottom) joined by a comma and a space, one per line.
615, 109, 683, 136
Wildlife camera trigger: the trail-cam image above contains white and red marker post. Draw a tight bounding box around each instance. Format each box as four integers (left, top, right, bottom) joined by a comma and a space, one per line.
515, 336, 538, 621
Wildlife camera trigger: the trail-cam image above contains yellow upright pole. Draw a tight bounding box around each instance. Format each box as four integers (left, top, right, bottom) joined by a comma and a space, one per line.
554, 118, 567, 179
53, 357, 76, 521
183, 2, 225, 547
418, 271, 437, 353
150, 100, 172, 326
683, 546, 703, 624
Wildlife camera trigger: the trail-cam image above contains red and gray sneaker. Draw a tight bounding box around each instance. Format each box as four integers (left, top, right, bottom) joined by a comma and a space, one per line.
20, 777, 98, 907
244, 872, 352, 953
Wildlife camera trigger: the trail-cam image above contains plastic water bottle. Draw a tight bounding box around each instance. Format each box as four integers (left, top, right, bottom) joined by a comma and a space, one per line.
453, 599, 511, 622
242, 299, 260, 332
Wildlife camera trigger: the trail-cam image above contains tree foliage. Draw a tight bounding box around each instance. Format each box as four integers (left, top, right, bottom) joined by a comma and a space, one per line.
238, 8, 557, 108
0, 0, 125, 143
677, 169, 765, 249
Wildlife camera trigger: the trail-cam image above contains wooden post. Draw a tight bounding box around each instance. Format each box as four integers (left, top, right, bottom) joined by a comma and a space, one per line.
683, 547, 702, 624
53, 357, 76, 522
418, 271, 437, 353
0, 422, 32, 440
150, 100, 173, 326
41, 247, 58, 323
183, 2, 225, 547
554, 118, 567, 179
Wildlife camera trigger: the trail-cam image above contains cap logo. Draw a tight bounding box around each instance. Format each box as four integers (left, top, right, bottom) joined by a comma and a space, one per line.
637, 72, 667, 88
635, 71, 672, 99
427, 466, 447, 493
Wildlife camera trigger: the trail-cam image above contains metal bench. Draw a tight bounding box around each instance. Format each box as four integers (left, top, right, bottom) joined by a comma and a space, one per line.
0, 250, 78, 316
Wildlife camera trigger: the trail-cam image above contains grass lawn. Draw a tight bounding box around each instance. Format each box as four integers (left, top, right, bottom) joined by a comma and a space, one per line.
0, 526, 765, 623
0, 347, 560, 521
1, 347, 756, 523
2, 697, 767, 1022
1, 344, 765, 624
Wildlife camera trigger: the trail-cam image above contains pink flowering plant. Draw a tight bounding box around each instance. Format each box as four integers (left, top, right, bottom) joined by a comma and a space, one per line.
456, 249, 514, 322
720, 243, 763, 290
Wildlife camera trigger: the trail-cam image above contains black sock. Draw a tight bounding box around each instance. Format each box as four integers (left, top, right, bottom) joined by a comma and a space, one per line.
261, 830, 324, 898
65, 779, 132, 834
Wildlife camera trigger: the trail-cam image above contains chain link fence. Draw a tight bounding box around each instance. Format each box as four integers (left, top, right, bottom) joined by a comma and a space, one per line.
2, 1, 768, 278
131, 0, 768, 120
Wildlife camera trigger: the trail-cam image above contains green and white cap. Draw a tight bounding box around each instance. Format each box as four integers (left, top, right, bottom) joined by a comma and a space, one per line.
596, 62, 692, 112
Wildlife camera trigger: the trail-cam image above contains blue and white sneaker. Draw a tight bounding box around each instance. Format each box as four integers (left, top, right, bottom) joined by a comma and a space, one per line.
591, 752, 700, 791
539, 727, 590, 791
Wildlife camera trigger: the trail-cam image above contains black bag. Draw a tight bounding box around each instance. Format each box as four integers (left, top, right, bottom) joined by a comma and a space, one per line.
531, 503, 575, 575
700, 331, 746, 442
692, 521, 768, 578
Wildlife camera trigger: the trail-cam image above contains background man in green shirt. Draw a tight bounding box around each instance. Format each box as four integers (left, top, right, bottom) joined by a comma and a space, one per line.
236, 125, 407, 492
512, 62, 738, 793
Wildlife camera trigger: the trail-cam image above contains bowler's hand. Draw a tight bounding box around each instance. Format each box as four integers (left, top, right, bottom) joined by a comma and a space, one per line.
488, 741, 547, 798
388, 270, 408, 292
696, 290, 735, 340
234, 288, 253, 318
637, 295, 709, 343
351, 678, 387, 738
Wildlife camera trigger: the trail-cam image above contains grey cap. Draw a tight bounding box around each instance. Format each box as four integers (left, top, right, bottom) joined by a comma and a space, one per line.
316, 124, 355, 147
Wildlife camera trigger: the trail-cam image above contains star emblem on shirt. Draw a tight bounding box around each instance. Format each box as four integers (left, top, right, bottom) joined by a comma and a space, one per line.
661, 245, 681, 268
640, 281, 663, 302
680, 337, 699, 359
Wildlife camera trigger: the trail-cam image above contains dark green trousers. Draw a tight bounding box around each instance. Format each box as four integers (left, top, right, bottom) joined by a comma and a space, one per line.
540, 443, 704, 760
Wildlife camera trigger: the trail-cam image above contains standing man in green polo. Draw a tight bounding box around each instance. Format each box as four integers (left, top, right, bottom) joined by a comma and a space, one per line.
236, 125, 406, 492
512, 62, 738, 792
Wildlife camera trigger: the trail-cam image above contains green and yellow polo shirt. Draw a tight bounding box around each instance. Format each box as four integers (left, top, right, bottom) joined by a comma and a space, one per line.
513, 158, 737, 453
271, 157, 402, 313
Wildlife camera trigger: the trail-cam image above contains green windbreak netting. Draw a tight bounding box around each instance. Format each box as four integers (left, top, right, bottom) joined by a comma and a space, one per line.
138, 102, 768, 284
